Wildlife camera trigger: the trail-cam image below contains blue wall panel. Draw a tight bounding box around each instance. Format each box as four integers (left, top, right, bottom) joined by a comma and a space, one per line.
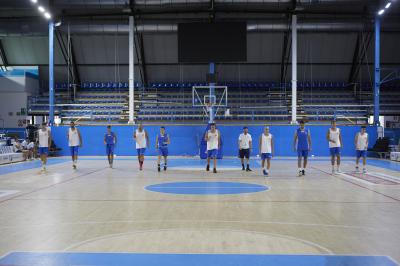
51, 125, 377, 157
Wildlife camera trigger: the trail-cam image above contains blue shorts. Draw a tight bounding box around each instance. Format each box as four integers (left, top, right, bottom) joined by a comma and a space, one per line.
297, 149, 309, 158
158, 147, 168, 157
106, 144, 114, 155
330, 147, 341, 156
70, 146, 79, 157
207, 149, 218, 158
39, 147, 48, 155
137, 148, 146, 156
356, 150, 367, 158
261, 153, 272, 160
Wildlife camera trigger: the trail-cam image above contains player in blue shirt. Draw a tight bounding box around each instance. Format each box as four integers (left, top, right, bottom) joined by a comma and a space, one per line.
156, 126, 170, 172
103, 125, 117, 168
293, 120, 312, 176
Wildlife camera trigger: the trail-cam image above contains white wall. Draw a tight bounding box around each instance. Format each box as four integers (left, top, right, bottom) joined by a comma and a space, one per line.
0, 76, 39, 128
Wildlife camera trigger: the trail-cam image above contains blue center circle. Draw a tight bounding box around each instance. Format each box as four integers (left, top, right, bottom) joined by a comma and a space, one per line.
145, 182, 269, 195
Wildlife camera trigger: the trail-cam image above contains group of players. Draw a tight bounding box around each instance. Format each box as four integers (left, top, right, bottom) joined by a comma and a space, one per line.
35, 120, 369, 176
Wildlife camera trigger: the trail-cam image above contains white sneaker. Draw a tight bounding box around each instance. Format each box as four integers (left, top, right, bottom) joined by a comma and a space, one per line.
336, 168, 341, 173
332, 169, 336, 175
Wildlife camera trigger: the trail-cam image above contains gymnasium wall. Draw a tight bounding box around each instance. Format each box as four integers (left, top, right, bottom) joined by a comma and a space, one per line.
51, 125, 377, 157
0, 73, 39, 128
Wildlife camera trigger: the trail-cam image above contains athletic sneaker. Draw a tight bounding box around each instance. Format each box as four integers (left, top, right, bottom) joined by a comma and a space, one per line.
263, 169, 268, 176
298, 170, 302, 177
355, 166, 360, 172
331, 169, 335, 175
73, 164, 77, 169
213, 168, 217, 173
362, 168, 367, 174
157, 165, 161, 172
242, 165, 245, 171
336, 168, 341, 173
164, 165, 167, 171
246, 167, 252, 172
302, 169, 305, 176
206, 165, 210, 171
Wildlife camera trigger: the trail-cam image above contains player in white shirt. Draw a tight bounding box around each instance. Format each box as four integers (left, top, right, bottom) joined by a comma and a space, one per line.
238, 127, 252, 171
205, 123, 220, 173
355, 126, 369, 173
133, 123, 149, 171
67, 121, 83, 169
259, 126, 274, 176
326, 120, 343, 174
37, 122, 52, 172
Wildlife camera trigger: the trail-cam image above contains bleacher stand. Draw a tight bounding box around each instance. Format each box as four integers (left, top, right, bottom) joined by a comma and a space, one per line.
0, 145, 25, 165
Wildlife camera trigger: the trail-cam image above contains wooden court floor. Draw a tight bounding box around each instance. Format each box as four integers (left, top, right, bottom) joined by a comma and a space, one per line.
0, 157, 399, 263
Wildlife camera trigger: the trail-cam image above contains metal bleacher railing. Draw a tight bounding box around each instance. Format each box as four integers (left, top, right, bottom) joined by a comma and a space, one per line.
27, 81, 400, 124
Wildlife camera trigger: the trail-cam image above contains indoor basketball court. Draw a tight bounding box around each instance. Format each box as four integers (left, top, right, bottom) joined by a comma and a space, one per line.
0, 0, 400, 265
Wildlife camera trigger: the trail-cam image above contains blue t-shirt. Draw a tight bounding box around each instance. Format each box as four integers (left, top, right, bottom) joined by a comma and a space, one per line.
296, 128, 309, 150
105, 132, 115, 145
158, 133, 169, 148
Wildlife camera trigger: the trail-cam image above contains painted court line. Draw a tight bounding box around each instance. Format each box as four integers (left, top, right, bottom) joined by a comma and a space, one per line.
343, 172, 399, 185
311, 166, 400, 203
3, 251, 396, 266
0, 167, 107, 204
62, 228, 334, 254
0, 190, 19, 198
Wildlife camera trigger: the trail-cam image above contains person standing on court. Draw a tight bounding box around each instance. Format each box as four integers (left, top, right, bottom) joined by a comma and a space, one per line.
104, 125, 117, 168
238, 126, 252, 171
355, 126, 368, 173
293, 120, 312, 176
37, 122, 52, 172
326, 120, 342, 174
259, 126, 274, 176
67, 121, 83, 169
156, 126, 170, 172
205, 123, 220, 173
134, 123, 149, 171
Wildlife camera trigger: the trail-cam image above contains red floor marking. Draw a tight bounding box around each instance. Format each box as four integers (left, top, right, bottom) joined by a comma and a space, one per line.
346, 172, 399, 185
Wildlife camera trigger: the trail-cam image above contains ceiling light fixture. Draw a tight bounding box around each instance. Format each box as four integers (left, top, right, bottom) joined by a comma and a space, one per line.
38, 6, 45, 13
385, 2, 392, 8
378, 9, 385, 15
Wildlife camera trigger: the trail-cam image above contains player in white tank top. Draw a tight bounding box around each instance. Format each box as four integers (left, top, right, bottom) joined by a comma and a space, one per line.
37, 122, 51, 172
259, 126, 274, 176
134, 124, 149, 170
354, 126, 369, 173
205, 123, 220, 173
326, 120, 343, 174
67, 121, 82, 169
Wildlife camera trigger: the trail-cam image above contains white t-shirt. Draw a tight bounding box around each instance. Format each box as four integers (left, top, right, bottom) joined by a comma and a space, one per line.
68, 128, 80, 147
238, 133, 252, 149
328, 128, 341, 148
260, 133, 273, 154
356, 132, 368, 150
135, 129, 147, 149
207, 130, 219, 150
38, 129, 50, 148
27, 142, 35, 149
21, 140, 27, 149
